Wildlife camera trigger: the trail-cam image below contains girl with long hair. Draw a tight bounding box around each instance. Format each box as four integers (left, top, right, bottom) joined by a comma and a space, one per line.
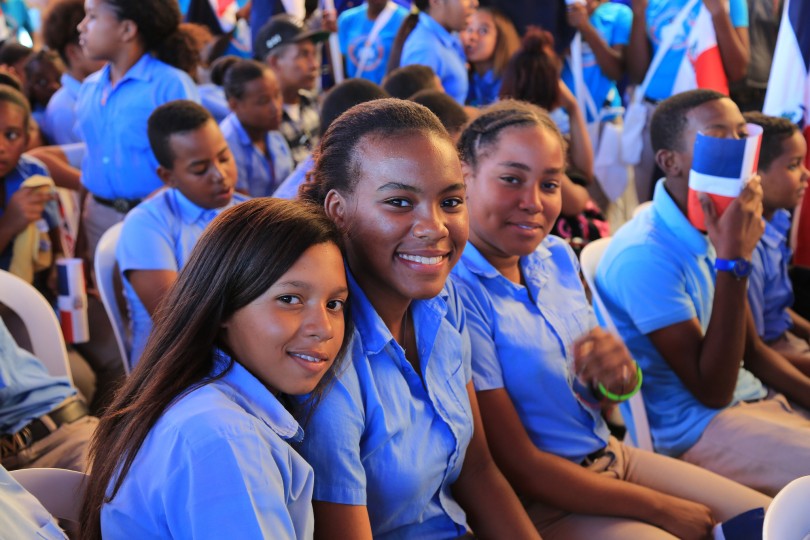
462, 7, 519, 106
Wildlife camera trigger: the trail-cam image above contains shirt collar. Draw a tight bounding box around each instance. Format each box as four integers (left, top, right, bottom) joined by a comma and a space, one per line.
651, 179, 713, 257
347, 267, 449, 356
762, 208, 790, 249
60, 73, 82, 96
170, 188, 235, 226
101, 53, 154, 87
224, 112, 253, 147
418, 11, 462, 51
460, 240, 553, 294
213, 350, 304, 442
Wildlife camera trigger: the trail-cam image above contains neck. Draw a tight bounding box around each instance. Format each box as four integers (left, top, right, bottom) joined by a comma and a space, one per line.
368, 1, 387, 18
348, 261, 412, 344
663, 177, 689, 216
470, 235, 522, 284
109, 46, 145, 85
241, 121, 267, 143
66, 66, 84, 82
473, 60, 493, 76
282, 87, 300, 105
763, 205, 776, 222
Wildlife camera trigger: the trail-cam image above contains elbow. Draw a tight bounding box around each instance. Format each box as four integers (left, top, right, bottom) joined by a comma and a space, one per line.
694, 389, 735, 409
725, 54, 749, 83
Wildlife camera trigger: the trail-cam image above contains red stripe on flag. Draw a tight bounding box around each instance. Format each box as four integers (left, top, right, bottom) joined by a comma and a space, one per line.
693, 46, 729, 95
61, 311, 74, 344
791, 126, 810, 267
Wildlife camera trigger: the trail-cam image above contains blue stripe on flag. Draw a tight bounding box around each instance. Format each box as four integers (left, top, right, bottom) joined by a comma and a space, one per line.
691, 133, 745, 178
790, 0, 810, 71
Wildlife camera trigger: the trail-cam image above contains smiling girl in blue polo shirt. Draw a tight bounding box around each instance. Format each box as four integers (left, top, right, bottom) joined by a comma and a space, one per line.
298, 98, 539, 539
451, 101, 770, 539
80, 198, 352, 540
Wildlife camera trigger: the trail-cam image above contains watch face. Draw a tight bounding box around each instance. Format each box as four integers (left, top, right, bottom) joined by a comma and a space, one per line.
733, 259, 753, 278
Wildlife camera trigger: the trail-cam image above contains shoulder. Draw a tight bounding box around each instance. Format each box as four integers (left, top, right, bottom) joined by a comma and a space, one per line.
120, 191, 174, 236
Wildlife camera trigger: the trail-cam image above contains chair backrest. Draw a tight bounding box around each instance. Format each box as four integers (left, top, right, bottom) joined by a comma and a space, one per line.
94, 222, 129, 374
764, 475, 810, 540
9, 467, 88, 522
0, 270, 72, 383
579, 237, 654, 452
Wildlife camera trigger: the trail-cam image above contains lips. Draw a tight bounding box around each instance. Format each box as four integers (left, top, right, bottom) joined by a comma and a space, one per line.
398, 253, 446, 265
288, 351, 327, 363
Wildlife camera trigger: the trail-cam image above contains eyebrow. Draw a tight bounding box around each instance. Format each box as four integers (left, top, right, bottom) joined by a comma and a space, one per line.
441, 182, 466, 193
498, 161, 563, 175
377, 182, 420, 193
275, 282, 350, 296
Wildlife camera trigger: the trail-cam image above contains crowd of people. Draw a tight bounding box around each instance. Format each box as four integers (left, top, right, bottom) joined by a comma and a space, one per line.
1, 0, 808, 538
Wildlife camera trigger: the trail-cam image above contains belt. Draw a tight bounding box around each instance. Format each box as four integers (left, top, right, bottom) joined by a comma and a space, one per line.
581, 447, 608, 467
0, 398, 89, 459
92, 194, 142, 213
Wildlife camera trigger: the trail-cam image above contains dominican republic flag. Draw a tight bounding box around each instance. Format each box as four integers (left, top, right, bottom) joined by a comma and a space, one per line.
672, 3, 730, 96
687, 125, 763, 232
764, 0, 810, 265
57, 258, 89, 344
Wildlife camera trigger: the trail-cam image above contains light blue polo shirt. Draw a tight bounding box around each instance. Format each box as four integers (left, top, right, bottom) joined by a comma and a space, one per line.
338, 2, 409, 85
561, 2, 631, 123
596, 180, 766, 456
273, 155, 313, 200
467, 69, 501, 107
198, 83, 230, 123
0, 318, 75, 435
219, 112, 293, 197
452, 238, 610, 464
643, 0, 748, 101
401, 12, 468, 105
296, 270, 473, 539
101, 353, 314, 540
116, 188, 248, 367
43, 73, 83, 145
749, 209, 794, 341
0, 463, 67, 539
75, 53, 200, 200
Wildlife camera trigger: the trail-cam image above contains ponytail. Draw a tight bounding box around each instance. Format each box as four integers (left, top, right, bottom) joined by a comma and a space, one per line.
385, 0, 430, 76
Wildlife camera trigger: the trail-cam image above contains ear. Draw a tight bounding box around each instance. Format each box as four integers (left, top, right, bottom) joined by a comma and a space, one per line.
460, 161, 474, 183
119, 19, 139, 44
654, 148, 686, 179
64, 43, 81, 67
324, 189, 348, 229
227, 96, 239, 112
157, 165, 175, 187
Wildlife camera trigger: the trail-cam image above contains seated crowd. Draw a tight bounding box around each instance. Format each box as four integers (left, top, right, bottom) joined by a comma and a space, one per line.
1, 0, 807, 538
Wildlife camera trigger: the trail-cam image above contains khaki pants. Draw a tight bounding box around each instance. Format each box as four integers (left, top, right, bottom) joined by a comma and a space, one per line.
681, 393, 810, 496
526, 437, 770, 540
2, 414, 99, 473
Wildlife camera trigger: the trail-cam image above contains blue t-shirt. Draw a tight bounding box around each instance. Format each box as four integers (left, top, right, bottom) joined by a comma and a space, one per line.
296, 271, 473, 539
451, 239, 610, 464
0, 155, 59, 272
44, 74, 83, 145
401, 12, 468, 105
596, 180, 767, 456
561, 2, 632, 123
75, 54, 200, 200
749, 209, 794, 341
220, 113, 293, 197
116, 188, 248, 367
338, 2, 409, 85
644, 0, 748, 101
101, 354, 314, 539
0, 318, 75, 435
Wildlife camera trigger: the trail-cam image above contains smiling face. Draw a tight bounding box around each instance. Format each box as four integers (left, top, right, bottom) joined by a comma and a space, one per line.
229, 70, 283, 133
0, 101, 29, 178
79, 0, 127, 61
761, 130, 809, 215
159, 119, 238, 209
463, 10, 497, 65
222, 242, 348, 396
327, 131, 468, 308
464, 124, 565, 271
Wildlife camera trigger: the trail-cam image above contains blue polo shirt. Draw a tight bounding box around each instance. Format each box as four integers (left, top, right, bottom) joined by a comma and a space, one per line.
219, 113, 293, 197
117, 189, 248, 367
561, 2, 631, 123
296, 271, 473, 539
338, 2, 409, 85
101, 353, 314, 540
44, 73, 83, 145
467, 69, 501, 107
273, 155, 313, 200
0, 463, 67, 539
0, 318, 75, 435
452, 239, 610, 463
401, 12, 468, 105
75, 54, 199, 200
198, 83, 230, 123
643, 0, 748, 101
749, 209, 794, 342
596, 180, 766, 456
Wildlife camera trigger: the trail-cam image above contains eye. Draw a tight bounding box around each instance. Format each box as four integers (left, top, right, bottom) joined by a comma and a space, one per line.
326, 298, 346, 312
384, 197, 413, 208
190, 165, 208, 176
6, 131, 20, 141
500, 175, 521, 185
442, 197, 464, 208
541, 180, 561, 191
278, 295, 302, 305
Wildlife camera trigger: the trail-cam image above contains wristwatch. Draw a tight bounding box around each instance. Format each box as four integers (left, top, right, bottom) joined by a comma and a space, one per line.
714, 257, 753, 279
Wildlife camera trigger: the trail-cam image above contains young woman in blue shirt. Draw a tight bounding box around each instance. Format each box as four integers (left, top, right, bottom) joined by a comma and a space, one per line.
80, 198, 352, 540
298, 98, 539, 539
451, 101, 771, 539
462, 7, 519, 106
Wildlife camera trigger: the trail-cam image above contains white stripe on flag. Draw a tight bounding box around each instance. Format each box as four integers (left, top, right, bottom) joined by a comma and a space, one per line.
688, 171, 743, 197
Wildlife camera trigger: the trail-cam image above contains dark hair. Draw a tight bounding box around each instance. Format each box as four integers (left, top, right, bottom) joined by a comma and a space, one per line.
386, 0, 431, 74
743, 111, 800, 171
459, 100, 566, 172
157, 23, 205, 78
0, 42, 32, 67
473, 7, 520, 77
101, 0, 193, 70
0, 71, 22, 92
410, 89, 468, 135
0, 85, 31, 131
147, 100, 213, 168
80, 197, 353, 540
382, 64, 438, 100
218, 58, 270, 100
41, 0, 85, 66
320, 78, 389, 137
499, 27, 561, 109
300, 98, 450, 205
209, 54, 240, 86
650, 89, 727, 153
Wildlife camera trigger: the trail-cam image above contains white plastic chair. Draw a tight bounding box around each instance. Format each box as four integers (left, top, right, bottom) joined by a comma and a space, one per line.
0, 270, 72, 383
94, 222, 129, 374
579, 237, 654, 452
632, 200, 653, 219
764, 475, 810, 540
9, 467, 88, 522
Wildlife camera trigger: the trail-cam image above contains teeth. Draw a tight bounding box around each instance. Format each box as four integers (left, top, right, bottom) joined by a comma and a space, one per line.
515, 224, 537, 230
398, 254, 444, 265
291, 353, 322, 363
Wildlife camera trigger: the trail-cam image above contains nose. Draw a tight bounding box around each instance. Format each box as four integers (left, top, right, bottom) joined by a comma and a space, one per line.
77, 16, 87, 33
519, 184, 544, 213
210, 162, 226, 184
304, 305, 336, 342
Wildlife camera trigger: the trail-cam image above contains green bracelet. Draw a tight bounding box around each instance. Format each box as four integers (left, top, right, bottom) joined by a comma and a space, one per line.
597, 364, 643, 402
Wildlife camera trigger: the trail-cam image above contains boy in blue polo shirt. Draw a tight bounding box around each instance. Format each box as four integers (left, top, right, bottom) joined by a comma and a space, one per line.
596, 89, 810, 496
117, 101, 247, 368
